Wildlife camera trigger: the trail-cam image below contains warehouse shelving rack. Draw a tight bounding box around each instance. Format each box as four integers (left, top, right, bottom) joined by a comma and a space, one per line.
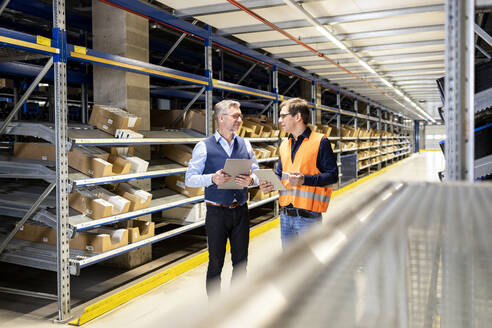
315, 88, 412, 186
0, 0, 415, 321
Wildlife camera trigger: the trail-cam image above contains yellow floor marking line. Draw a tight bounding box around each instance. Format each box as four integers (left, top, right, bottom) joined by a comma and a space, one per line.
70, 156, 409, 325
70, 218, 280, 326
332, 158, 408, 197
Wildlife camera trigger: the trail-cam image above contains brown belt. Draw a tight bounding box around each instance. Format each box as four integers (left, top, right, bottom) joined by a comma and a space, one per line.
207, 202, 241, 209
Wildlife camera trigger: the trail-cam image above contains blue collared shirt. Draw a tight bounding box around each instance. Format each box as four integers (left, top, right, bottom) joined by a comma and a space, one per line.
185, 131, 260, 188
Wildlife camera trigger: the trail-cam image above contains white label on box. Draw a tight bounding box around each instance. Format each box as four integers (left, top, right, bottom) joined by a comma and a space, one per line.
43, 237, 48, 243
134, 232, 138, 239
176, 180, 186, 189
94, 198, 113, 207
102, 124, 109, 130
134, 190, 151, 202
93, 157, 110, 165
127, 116, 137, 128
107, 118, 113, 124
20, 225, 24, 231
41, 155, 47, 161
108, 196, 129, 212
111, 229, 126, 243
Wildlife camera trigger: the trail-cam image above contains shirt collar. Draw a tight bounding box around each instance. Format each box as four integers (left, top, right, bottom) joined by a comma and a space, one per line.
214, 130, 237, 143
289, 126, 312, 141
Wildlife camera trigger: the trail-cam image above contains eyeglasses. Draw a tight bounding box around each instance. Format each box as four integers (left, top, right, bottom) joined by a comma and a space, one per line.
223, 113, 243, 120
279, 113, 292, 119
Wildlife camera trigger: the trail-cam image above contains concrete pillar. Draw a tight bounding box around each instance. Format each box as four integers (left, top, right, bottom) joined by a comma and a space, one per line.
92, 1, 151, 268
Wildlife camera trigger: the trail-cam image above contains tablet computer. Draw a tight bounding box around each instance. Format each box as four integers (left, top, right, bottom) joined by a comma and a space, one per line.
254, 169, 286, 191
218, 159, 253, 189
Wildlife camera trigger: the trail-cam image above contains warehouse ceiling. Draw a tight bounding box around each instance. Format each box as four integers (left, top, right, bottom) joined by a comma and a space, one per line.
156, 0, 448, 120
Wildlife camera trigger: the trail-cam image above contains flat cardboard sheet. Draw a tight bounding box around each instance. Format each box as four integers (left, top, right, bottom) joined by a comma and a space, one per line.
218, 159, 253, 190
254, 169, 287, 191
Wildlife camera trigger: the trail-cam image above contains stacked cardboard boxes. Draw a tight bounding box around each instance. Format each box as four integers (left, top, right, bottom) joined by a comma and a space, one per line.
69, 186, 131, 219
14, 143, 132, 178
15, 223, 129, 253
162, 202, 206, 223
159, 144, 194, 166
165, 174, 204, 197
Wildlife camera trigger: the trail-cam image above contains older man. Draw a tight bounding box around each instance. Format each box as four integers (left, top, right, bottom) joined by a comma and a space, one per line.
260, 98, 338, 248
185, 100, 259, 295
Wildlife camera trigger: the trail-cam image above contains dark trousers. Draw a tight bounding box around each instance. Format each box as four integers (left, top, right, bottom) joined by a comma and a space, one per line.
205, 203, 249, 296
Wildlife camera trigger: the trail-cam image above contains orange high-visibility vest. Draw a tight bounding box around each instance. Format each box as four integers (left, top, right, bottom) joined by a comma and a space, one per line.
278, 131, 332, 213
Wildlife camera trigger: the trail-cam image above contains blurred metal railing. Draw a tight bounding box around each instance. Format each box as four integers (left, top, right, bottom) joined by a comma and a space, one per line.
185, 181, 492, 328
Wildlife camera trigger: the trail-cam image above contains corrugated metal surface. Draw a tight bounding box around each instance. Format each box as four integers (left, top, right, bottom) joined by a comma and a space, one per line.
157, 0, 446, 119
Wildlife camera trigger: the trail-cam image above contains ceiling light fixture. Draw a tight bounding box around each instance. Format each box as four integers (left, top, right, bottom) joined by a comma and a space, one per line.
281, 0, 435, 123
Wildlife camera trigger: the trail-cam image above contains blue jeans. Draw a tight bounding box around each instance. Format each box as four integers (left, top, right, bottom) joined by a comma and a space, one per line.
280, 210, 322, 249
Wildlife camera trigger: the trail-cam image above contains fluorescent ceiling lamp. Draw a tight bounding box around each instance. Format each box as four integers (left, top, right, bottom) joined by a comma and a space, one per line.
283, 0, 434, 122
315, 26, 347, 51
358, 60, 376, 74
380, 78, 393, 88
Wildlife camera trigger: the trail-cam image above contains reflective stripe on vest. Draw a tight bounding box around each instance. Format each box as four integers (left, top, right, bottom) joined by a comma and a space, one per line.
278, 131, 332, 212
279, 188, 331, 203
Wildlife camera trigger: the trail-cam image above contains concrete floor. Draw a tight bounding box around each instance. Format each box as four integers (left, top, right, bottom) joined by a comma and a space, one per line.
0, 151, 445, 327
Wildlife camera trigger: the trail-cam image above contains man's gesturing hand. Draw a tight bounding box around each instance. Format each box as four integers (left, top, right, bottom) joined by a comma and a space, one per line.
288, 172, 304, 186
212, 169, 231, 185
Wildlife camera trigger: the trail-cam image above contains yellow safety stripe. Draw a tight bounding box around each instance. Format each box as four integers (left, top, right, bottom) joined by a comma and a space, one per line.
69, 217, 280, 326
36, 35, 51, 47
0, 35, 59, 54
70, 52, 208, 86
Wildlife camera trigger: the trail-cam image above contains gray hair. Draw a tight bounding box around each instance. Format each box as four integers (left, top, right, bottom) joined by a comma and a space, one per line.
214, 100, 240, 121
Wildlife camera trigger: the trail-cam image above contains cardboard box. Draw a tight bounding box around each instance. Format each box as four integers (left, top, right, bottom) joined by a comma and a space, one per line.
265, 145, 278, 157
127, 220, 155, 243
256, 147, 271, 158
15, 223, 128, 253
162, 202, 206, 223
70, 228, 128, 252
307, 124, 318, 132
251, 189, 270, 201
121, 155, 148, 173
340, 125, 352, 137
160, 144, 194, 166
151, 109, 183, 128
317, 125, 332, 136
107, 146, 135, 157
242, 120, 263, 137
182, 110, 216, 135
13, 143, 128, 178
165, 174, 204, 197
69, 186, 131, 219
89, 104, 142, 135
0, 78, 13, 89
115, 183, 152, 211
